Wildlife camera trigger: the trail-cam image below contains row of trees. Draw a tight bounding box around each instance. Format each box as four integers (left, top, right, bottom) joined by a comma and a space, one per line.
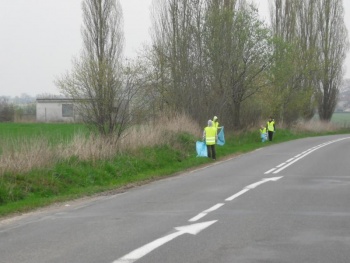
56, 0, 349, 136
0, 97, 36, 122
270, 0, 348, 123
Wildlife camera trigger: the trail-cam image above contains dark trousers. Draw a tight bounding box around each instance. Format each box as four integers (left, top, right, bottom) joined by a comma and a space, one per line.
268, 131, 274, 141
207, 145, 216, 160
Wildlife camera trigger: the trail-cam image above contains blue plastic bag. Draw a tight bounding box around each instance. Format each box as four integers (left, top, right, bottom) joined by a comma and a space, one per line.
217, 127, 225, 146
196, 141, 207, 157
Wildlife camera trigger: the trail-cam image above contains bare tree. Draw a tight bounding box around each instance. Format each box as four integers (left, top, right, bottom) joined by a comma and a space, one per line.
149, 0, 271, 128
56, 0, 127, 136
150, 0, 211, 123
294, 0, 318, 120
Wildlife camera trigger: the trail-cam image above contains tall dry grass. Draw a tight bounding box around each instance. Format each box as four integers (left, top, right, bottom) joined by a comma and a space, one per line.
120, 112, 202, 151
0, 113, 201, 176
0, 138, 56, 175
292, 120, 340, 133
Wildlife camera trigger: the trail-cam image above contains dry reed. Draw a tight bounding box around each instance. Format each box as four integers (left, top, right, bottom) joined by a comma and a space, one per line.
120, 112, 201, 151
292, 120, 340, 133
0, 138, 56, 175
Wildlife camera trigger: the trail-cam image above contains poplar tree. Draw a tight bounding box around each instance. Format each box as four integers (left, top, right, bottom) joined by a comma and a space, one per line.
316, 0, 348, 121
56, 0, 129, 136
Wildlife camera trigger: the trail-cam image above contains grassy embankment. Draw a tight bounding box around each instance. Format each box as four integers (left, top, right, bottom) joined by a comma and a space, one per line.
0, 115, 349, 218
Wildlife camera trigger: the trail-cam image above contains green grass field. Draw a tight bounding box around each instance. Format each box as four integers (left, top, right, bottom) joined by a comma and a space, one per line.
311, 112, 350, 127
331, 112, 350, 127
0, 123, 88, 142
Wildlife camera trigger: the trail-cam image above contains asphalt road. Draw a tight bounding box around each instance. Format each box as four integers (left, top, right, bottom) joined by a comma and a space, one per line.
1, 134, 350, 263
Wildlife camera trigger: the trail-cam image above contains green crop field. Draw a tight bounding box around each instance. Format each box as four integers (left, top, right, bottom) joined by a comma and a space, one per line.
331, 112, 350, 127
0, 123, 88, 143
311, 112, 350, 127
0, 123, 89, 155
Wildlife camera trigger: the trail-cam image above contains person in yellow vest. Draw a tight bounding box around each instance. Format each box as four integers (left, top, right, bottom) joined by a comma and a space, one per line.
203, 120, 217, 160
212, 116, 223, 144
260, 125, 267, 142
212, 116, 222, 132
266, 117, 275, 141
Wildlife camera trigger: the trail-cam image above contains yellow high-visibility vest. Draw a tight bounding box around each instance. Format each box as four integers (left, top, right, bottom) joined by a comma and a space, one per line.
213, 121, 219, 130
260, 127, 267, 134
204, 126, 216, 145
267, 121, 275, 131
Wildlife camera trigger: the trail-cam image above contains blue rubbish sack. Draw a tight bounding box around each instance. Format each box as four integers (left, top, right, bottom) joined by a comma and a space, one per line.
196, 141, 208, 157
217, 127, 225, 146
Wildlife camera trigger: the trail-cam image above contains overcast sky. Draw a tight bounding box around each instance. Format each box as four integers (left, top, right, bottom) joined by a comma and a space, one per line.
1, 0, 350, 97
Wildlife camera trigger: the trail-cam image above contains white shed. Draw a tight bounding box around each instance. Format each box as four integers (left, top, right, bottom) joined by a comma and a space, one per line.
36, 98, 80, 122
